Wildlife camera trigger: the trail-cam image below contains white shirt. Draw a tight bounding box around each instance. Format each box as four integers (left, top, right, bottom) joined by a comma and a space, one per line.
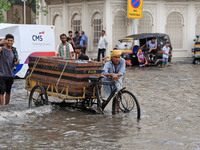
162, 46, 170, 58
55, 43, 74, 57
98, 35, 108, 49
147, 40, 157, 49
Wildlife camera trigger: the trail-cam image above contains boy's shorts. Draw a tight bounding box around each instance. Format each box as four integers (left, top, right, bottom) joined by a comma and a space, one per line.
139, 63, 146, 67
162, 57, 168, 65
0, 77, 14, 94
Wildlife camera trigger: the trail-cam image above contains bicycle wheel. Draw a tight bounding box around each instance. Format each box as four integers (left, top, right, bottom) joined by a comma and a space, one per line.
112, 90, 141, 119
29, 85, 48, 108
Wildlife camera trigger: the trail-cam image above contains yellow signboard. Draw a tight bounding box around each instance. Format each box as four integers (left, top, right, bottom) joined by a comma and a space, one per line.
127, 0, 143, 19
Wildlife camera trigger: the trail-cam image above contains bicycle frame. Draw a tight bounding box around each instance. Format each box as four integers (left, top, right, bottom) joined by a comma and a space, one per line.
93, 78, 125, 111
101, 87, 117, 110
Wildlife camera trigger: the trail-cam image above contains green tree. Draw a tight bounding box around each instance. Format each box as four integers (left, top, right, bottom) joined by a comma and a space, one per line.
0, 0, 12, 22
0, 0, 48, 23
35, 0, 48, 17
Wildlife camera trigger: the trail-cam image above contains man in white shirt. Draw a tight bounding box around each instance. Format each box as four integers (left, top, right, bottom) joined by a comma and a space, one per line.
97, 30, 108, 62
55, 33, 74, 59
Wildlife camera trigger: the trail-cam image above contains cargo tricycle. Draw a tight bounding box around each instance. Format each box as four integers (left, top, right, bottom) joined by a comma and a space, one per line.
25, 56, 141, 119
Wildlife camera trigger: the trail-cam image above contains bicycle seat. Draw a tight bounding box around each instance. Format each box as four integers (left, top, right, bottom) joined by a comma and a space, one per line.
88, 76, 99, 82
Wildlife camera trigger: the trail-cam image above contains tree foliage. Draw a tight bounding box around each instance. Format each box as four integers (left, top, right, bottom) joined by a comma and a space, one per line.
35, 0, 48, 17
0, 0, 13, 22
0, 0, 48, 23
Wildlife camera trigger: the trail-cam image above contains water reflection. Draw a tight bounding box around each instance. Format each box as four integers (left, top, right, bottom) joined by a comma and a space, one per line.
0, 64, 200, 149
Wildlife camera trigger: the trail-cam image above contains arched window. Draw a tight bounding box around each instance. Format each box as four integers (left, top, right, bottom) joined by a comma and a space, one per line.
72, 14, 81, 33
138, 12, 153, 33
196, 15, 200, 35
53, 15, 62, 46
93, 13, 102, 45
166, 12, 184, 49
112, 12, 127, 48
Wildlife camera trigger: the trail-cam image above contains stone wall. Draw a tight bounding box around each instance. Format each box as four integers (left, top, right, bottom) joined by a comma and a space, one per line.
37, 0, 200, 58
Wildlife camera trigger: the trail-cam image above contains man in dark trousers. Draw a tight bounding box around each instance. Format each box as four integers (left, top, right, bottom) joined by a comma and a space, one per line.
75, 45, 89, 60
97, 30, 108, 62
80, 31, 88, 54
0, 34, 19, 105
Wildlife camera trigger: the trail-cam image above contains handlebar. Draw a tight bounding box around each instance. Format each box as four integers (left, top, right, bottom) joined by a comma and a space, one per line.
100, 75, 107, 79
88, 75, 116, 86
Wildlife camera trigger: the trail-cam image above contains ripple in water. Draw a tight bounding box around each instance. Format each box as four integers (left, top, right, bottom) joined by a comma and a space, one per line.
0, 105, 52, 123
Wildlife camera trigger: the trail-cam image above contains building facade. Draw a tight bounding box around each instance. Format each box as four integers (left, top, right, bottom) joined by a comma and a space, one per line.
38, 0, 200, 58
4, 0, 36, 24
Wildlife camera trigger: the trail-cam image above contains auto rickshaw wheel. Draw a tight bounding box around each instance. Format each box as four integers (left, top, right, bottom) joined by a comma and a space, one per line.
193, 58, 200, 65
29, 85, 48, 108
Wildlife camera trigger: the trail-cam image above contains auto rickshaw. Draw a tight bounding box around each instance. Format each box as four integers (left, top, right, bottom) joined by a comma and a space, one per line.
192, 35, 200, 64
114, 33, 173, 66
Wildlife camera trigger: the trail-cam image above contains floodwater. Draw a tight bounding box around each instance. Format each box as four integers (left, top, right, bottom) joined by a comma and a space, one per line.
0, 63, 200, 150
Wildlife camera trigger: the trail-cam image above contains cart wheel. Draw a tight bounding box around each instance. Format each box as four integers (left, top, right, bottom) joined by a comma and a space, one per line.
29, 85, 48, 108
112, 90, 141, 119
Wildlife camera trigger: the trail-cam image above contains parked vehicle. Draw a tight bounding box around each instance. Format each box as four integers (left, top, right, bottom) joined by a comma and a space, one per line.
114, 33, 173, 66
0, 23, 55, 78
192, 35, 200, 64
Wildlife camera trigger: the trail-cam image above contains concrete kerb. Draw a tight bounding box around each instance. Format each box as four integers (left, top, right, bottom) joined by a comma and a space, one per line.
171, 57, 193, 64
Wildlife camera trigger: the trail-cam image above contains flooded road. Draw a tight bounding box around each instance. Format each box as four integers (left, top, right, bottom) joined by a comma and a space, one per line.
0, 64, 200, 150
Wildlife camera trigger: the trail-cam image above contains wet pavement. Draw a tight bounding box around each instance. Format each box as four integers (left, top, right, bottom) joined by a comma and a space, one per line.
0, 63, 200, 150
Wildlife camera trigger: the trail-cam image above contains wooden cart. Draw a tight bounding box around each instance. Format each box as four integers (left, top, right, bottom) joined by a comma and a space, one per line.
25, 56, 103, 109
